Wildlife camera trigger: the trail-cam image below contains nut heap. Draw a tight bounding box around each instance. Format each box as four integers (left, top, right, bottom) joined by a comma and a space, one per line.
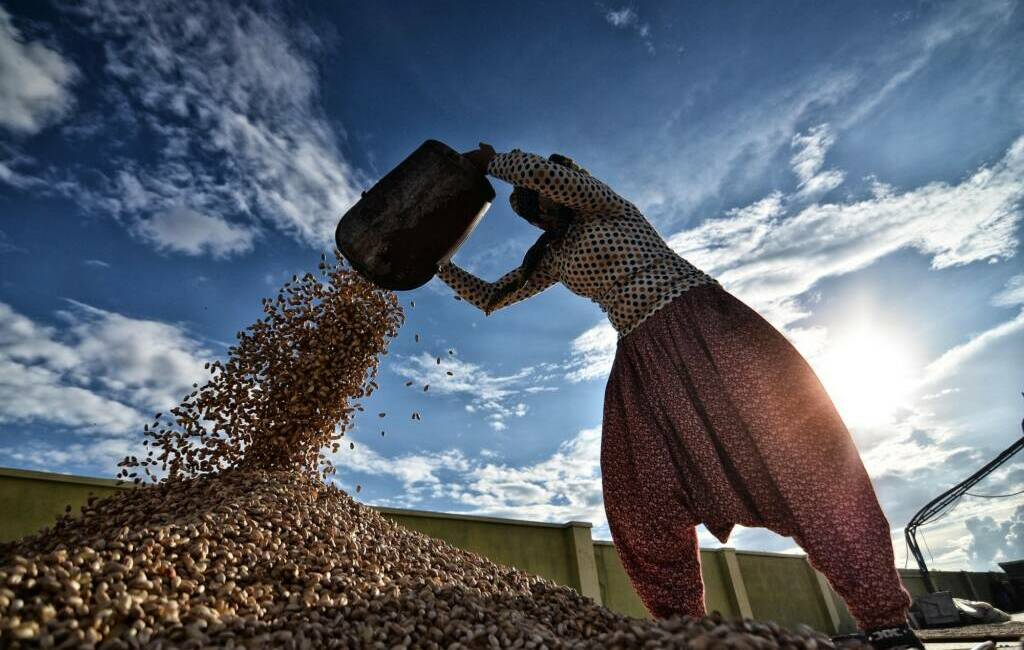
0, 254, 848, 648
117, 254, 404, 483
0, 471, 841, 649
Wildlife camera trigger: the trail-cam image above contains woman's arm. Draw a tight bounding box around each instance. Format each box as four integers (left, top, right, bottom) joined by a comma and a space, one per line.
487, 149, 634, 216
437, 256, 557, 315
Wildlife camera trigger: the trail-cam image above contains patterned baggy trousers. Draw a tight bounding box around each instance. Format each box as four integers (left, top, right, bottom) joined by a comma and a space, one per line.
601, 284, 911, 630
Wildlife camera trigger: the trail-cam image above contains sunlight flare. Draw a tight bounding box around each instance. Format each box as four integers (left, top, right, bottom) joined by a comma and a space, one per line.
813, 324, 918, 429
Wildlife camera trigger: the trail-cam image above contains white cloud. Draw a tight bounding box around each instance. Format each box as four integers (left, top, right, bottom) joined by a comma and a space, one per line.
391, 352, 557, 431
459, 427, 604, 524
0, 300, 211, 436
993, 275, 1024, 307
633, 71, 857, 221
340, 427, 605, 525
331, 441, 470, 504
0, 7, 78, 134
0, 359, 143, 434
0, 436, 135, 475
58, 0, 365, 254
859, 431, 971, 479
964, 505, 1024, 569
564, 322, 617, 383
83, 259, 110, 268
790, 124, 835, 185
132, 207, 257, 258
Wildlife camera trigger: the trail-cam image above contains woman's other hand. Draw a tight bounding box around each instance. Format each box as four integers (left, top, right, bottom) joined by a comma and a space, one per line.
462, 142, 496, 174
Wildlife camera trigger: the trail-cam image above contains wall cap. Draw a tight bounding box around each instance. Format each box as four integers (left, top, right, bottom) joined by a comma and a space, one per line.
0, 466, 130, 490
374, 505, 592, 529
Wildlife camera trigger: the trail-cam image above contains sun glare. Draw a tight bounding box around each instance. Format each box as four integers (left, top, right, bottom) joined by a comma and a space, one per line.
812, 324, 917, 430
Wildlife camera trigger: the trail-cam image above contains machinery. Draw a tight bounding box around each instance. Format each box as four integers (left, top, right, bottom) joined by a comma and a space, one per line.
904, 401, 1024, 627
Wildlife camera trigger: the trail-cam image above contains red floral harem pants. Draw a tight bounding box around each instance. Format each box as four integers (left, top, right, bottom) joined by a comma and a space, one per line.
601, 283, 911, 630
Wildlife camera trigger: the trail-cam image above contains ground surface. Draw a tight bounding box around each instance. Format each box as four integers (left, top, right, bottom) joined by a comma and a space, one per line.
921, 613, 1024, 649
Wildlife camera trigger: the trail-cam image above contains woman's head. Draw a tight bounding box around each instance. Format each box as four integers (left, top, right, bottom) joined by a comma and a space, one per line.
484, 154, 584, 312
509, 153, 588, 230
509, 187, 569, 230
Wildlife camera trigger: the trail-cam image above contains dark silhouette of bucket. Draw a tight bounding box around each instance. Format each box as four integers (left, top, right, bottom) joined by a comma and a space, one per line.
335, 140, 495, 291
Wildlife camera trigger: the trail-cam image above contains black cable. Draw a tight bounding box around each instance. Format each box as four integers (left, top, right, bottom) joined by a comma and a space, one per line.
921, 531, 936, 564
964, 488, 1024, 498
920, 500, 962, 526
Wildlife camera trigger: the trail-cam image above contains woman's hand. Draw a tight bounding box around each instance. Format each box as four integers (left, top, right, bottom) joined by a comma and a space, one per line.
461, 142, 496, 175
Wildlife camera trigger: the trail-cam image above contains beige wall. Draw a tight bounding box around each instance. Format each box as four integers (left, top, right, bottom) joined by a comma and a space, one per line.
1, 467, 1005, 634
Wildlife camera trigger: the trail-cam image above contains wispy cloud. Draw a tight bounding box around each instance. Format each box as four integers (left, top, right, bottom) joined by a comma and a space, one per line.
628, 1, 1016, 224
0, 229, 27, 254
789, 124, 845, 200
922, 308, 1024, 385
391, 352, 557, 431
48, 0, 366, 257
82, 259, 110, 268
839, 1, 1015, 129
993, 274, 1024, 307
604, 7, 636, 28
0, 146, 44, 189
600, 5, 654, 54
0, 7, 78, 135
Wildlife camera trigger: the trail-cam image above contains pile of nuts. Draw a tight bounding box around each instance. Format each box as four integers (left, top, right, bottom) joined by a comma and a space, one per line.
0, 255, 846, 648
0, 471, 841, 648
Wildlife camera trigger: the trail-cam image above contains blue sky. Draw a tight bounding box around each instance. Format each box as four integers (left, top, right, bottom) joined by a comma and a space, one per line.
1, 0, 1022, 571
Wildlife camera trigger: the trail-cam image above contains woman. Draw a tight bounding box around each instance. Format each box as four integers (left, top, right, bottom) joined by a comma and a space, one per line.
439, 143, 922, 650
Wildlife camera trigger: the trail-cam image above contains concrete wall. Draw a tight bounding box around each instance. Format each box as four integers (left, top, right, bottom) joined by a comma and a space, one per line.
898, 568, 1004, 604
0, 467, 1006, 635
0, 467, 128, 542
375, 507, 601, 602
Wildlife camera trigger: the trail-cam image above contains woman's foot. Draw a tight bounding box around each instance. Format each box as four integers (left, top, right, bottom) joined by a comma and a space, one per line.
863, 623, 925, 650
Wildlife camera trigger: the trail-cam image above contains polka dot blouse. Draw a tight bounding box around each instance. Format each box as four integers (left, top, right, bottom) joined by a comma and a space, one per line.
437, 149, 717, 338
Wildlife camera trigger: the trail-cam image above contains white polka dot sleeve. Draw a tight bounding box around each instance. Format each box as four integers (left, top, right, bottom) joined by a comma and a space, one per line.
437, 256, 558, 315
487, 150, 634, 216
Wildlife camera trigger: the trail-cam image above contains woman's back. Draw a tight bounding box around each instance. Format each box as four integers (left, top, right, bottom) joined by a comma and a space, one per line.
549, 208, 715, 336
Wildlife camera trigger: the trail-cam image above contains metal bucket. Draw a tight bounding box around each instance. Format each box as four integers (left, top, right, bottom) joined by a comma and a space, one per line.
335, 139, 495, 291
